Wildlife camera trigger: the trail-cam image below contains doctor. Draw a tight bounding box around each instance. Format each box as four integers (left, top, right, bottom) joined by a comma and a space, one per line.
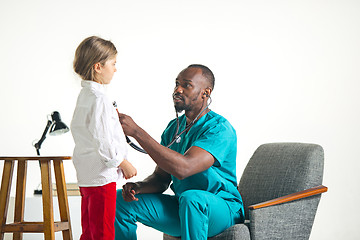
116, 64, 244, 240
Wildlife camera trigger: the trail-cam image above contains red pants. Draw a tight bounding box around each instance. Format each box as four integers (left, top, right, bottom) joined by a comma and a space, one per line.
79, 182, 116, 240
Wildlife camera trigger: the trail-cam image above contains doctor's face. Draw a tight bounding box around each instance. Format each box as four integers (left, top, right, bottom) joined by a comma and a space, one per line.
173, 67, 207, 113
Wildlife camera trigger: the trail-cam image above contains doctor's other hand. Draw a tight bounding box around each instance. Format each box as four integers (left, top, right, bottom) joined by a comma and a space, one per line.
122, 182, 140, 202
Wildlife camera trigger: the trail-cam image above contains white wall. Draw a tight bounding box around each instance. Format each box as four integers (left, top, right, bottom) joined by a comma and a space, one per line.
0, 0, 359, 239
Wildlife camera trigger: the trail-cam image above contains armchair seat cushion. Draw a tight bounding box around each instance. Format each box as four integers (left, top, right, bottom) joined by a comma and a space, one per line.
163, 223, 250, 240
210, 224, 250, 240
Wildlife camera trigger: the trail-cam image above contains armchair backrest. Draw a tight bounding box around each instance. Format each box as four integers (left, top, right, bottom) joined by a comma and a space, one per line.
238, 143, 324, 220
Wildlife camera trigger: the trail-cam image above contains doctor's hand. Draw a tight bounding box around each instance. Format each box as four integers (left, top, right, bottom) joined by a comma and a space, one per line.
122, 182, 140, 202
117, 113, 140, 137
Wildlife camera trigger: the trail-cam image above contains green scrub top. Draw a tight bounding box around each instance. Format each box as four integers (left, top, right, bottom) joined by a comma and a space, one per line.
161, 111, 244, 215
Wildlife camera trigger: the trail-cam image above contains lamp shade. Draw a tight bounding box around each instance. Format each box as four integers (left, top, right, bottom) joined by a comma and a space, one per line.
49, 111, 69, 136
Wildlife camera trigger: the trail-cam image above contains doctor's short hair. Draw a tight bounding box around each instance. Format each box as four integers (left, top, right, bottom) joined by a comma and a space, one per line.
73, 36, 117, 81
187, 64, 215, 90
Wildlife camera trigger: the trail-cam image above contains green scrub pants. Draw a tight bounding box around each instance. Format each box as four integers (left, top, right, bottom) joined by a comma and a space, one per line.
115, 189, 242, 240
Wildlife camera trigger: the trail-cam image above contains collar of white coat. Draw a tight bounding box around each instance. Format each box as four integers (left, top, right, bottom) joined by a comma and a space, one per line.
81, 80, 105, 93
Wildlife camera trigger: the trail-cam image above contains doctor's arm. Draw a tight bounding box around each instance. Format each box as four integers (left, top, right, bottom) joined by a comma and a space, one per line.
118, 113, 215, 180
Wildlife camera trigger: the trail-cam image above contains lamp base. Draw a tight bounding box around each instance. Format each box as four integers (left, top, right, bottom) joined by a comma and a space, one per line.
34, 189, 42, 195
34, 183, 42, 195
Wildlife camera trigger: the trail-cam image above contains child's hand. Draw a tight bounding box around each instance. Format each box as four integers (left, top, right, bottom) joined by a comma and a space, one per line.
119, 159, 137, 179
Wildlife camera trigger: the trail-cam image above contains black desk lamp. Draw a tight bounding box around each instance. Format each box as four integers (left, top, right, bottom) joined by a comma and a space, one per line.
33, 111, 69, 156
33, 111, 69, 194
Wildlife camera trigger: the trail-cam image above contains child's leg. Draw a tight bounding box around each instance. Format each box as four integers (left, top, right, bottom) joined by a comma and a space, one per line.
79, 187, 91, 240
81, 182, 117, 240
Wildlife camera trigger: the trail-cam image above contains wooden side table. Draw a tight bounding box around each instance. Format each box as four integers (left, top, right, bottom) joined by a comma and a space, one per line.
0, 156, 73, 240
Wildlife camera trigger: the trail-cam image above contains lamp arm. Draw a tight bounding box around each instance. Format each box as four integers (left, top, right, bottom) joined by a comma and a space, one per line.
34, 120, 52, 155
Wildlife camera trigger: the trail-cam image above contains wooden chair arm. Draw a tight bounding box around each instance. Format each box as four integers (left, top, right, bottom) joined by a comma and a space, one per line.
248, 185, 328, 210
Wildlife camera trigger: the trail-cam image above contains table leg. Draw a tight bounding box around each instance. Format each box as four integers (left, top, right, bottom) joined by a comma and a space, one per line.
53, 160, 73, 240
0, 160, 15, 240
40, 160, 55, 240
13, 160, 27, 240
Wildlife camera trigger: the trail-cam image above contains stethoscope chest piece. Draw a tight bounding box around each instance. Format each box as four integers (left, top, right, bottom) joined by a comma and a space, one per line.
176, 136, 181, 143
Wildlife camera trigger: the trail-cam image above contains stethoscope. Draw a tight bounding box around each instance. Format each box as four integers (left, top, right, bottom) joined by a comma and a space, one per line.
113, 95, 212, 154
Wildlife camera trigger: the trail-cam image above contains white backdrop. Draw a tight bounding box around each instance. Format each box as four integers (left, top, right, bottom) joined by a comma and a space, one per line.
1, 0, 359, 239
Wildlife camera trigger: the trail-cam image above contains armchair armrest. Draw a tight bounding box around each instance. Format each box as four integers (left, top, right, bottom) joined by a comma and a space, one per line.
248, 185, 328, 210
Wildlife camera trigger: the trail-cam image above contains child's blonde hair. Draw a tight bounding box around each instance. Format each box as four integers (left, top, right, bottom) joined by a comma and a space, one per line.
73, 36, 117, 81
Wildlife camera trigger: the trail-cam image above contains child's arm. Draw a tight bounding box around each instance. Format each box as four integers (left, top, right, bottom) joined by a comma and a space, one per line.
119, 159, 137, 179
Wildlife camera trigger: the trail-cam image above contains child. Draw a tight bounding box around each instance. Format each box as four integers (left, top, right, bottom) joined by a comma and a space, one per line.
71, 36, 137, 240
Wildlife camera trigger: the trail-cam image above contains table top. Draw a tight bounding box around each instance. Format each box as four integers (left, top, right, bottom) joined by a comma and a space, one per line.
0, 156, 72, 161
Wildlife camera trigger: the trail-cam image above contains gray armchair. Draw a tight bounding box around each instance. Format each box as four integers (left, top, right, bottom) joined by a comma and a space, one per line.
164, 142, 327, 240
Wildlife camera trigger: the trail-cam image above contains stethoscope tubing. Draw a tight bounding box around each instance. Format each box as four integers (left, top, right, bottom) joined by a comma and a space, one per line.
113, 96, 212, 154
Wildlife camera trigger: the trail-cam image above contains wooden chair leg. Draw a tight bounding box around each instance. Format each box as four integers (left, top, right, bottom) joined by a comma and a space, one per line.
40, 160, 55, 240
13, 160, 27, 240
53, 160, 73, 240
0, 160, 15, 240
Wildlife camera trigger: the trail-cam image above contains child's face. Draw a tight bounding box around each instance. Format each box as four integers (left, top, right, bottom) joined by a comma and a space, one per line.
99, 56, 117, 84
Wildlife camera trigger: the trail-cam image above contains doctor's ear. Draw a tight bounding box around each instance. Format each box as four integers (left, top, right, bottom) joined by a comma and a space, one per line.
202, 88, 212, 98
